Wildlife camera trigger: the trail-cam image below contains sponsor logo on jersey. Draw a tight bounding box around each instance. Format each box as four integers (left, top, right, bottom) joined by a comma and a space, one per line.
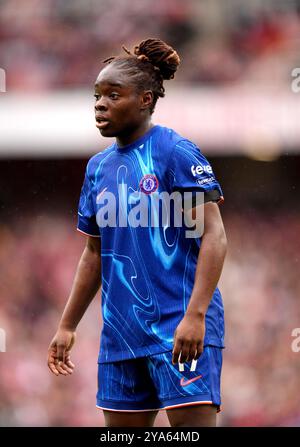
196, 176, 215, 186
191, 164, 213, 177
180, 375, 203, 387
139, 174, 159, 194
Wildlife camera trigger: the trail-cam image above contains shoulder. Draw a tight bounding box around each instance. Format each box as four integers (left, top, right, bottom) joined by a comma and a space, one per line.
173, 138, 205, 160
85, 143, 115, 178
154, 125, 189, 149
154, 125, 200, 166
157, 125, 202, 152
156, 126, 205, 166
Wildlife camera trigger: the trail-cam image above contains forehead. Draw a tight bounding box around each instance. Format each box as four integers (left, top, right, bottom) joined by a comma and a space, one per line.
95, 64, 131, 89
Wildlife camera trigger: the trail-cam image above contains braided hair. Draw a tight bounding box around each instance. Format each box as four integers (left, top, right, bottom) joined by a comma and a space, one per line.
103, 38, 180, 114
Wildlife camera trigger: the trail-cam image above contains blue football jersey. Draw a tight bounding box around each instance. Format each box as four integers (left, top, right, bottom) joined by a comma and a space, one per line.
77, 125, 225, 363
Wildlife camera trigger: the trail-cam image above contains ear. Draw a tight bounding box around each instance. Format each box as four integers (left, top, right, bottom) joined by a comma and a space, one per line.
140, 90, 154, 111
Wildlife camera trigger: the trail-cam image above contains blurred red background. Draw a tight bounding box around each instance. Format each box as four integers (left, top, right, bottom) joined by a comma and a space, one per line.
1, 0, 300, 426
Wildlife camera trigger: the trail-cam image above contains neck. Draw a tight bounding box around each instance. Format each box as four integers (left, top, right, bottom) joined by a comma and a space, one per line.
116, 119, 153, 147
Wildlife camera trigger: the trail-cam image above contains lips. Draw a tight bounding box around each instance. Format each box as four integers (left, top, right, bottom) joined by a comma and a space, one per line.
95, 115, 110, 129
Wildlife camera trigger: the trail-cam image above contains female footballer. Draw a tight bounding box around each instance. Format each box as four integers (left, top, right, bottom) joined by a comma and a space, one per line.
47, 38, 227, 427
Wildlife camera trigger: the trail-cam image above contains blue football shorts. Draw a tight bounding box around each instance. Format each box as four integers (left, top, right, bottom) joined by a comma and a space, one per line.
96, 346, 223, 412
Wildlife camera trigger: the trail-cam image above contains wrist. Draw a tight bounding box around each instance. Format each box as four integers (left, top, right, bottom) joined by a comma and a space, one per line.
58, 321, 77, 332
185, 308, 206, 320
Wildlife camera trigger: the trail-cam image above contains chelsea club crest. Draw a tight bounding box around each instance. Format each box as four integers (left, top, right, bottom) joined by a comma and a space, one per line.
139, 174, 159, 194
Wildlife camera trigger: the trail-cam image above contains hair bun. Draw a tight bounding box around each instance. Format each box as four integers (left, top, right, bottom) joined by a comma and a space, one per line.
133, 38, 180, 80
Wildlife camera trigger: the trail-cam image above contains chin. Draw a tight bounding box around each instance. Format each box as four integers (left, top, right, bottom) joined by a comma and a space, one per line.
98, 127, 116, 138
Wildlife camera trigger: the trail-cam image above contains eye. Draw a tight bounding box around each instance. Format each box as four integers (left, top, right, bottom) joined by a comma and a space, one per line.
94, 94, 100, 100
109, 92, 119, 100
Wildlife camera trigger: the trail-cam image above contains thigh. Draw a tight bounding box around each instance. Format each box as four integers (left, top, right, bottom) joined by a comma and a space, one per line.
103, 409, 159, 427
166, 404, 217, 427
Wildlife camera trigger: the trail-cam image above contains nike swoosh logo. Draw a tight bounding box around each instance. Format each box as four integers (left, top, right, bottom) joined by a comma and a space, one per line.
180, 375, 202, 387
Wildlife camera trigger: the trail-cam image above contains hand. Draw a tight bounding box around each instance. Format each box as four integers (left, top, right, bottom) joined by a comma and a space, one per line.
47, 329, 76, 376
172, 313, 205, 365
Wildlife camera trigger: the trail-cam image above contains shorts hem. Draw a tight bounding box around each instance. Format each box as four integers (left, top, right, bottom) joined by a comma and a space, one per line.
163, 401, 221, 413
96, 403, 162, 412
163, 400, 213, 410
96, 393, 221, 413
96, 402, 221, 413
161, 393, 220, 411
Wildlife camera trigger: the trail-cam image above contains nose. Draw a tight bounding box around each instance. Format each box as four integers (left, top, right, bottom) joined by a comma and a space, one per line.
95, 97, 108, 112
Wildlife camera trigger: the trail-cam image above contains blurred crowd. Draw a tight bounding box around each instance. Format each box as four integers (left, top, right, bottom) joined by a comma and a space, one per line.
0, 0, 300, 89
0, 209, 300, 426
1, 0, 300, 427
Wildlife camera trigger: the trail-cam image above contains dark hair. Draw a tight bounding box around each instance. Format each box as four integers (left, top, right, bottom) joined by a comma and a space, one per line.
103, 38, 180, 113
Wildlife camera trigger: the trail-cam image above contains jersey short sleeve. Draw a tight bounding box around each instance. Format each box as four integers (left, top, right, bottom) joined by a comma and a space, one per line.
77, 167, 99, 237
171, 139, 224, 205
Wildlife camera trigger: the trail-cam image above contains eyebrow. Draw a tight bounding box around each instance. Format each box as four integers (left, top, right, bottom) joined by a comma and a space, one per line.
108, 82, 123, 88
94, 81, 124, 89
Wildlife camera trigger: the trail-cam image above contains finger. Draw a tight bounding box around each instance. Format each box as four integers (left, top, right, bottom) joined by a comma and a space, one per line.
47, 345, 71, 376
187, 344, 198, 362
56, 344, 66, 363
65, 352, 75, 368
172, 339, 183, 364
60, 354, 74, 373
47, 349, 59, 375
47, 345, 57, 357
66, 358, 75, 369
55, 360, 68, 375
58, 361, 73, 374
194, 342, 204, 360
178, 343, 191, 364
48, 360, 59, 376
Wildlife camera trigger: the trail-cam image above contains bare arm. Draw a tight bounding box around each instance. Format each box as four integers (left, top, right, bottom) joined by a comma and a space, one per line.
172, 201, 227, 364
47, 235, 101, 376
58, 235, 101, 331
